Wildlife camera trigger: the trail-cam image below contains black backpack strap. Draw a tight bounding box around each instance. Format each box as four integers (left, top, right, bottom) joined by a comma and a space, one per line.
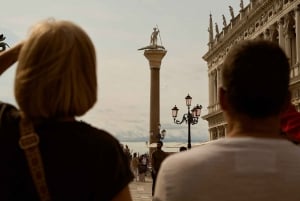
0, 101, 19, 128
0, 101, 8, 128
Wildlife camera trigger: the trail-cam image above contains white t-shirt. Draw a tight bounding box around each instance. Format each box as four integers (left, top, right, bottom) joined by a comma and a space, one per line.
154, 137, 300, 201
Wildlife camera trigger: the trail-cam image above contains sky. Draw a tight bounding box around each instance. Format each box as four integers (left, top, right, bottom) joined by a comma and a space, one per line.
0, 0, 249, 143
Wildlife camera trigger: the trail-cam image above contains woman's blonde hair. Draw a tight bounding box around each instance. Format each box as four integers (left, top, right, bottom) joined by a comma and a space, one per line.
15, 19, 97, 119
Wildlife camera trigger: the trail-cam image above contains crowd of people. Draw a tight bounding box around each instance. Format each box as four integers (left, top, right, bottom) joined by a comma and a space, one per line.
1, 18, 300, 201
120, 143, 151, 183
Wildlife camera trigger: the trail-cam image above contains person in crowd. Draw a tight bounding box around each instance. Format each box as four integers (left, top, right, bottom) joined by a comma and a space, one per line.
123, 144, 132, 162
0, 19, 133, 201
138, 154, 148, 182
151, 140, 167, 196
154, 40, 300, 201
131, 152, 139, 181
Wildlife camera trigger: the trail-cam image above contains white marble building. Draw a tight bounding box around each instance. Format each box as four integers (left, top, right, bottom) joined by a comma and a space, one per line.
202, 0, 300, 140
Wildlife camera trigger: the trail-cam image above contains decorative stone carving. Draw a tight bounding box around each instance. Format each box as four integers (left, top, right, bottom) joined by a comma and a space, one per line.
229, 6, 234, 19
260, 12, 268, 25
240, 0, 244, 10
222, 15, 227, 27
215, 23, 219, 35
283, 12, 295, 38
275, 0, 283, 13
268, 25, 278, 42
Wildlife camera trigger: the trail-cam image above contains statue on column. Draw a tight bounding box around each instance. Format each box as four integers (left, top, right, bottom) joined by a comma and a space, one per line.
138, 26, 165, 50
0, 34, 9, 52
150, 27, 159, 46
215, 23, 219, 35
222, 15, 227, 27
240, 0, 244, 10
229, 6, 234, 19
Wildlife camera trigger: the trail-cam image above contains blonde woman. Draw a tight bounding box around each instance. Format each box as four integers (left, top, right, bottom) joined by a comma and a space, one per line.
0, 19, 133, 201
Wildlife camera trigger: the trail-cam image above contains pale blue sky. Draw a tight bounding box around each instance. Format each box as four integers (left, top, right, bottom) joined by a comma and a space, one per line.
0, 0, 249, 142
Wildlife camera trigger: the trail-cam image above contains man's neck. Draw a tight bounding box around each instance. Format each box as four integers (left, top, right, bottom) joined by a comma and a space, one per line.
226, 114, 284, 139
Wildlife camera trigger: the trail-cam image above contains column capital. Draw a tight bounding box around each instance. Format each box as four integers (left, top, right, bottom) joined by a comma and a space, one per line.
144, 49, 167, 69
295, 4, 300, 13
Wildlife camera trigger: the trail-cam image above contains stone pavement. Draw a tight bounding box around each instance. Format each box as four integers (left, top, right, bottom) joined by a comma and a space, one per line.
129, 176, 153, 201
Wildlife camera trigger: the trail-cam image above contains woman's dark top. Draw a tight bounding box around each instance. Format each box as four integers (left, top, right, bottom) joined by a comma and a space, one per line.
0, 102, 133, 201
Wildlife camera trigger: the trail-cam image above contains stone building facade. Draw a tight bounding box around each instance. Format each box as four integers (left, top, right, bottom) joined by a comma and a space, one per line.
202, 0, 300, 140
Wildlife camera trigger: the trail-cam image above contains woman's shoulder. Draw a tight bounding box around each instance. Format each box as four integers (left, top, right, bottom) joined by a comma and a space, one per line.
74, 121, 118, 142
41, 120, 122, 149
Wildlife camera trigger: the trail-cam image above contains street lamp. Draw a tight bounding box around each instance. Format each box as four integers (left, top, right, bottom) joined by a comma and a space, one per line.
0, 34, 9, 52
171, 94, 202, 149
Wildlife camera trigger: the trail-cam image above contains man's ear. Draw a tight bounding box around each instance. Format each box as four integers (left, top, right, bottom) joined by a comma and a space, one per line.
282, 90, 292, 112
219, 87, 228, 111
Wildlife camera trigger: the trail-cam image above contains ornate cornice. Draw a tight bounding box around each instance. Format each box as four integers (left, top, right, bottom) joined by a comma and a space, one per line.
203, 0, 274, 62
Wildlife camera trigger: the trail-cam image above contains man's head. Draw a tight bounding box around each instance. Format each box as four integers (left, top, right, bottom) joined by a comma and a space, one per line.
220, 40, 290, 118
157, 141, 163, 149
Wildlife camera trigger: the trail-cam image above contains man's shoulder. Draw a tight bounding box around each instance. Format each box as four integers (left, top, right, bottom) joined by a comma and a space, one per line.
153, 149, 166, 155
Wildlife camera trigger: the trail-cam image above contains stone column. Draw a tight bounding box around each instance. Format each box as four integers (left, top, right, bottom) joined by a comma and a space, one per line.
217, 67, 222, 103
144, 49, 167, 147
208, 72, 212, 109
284, 13, 295, 65
285, 36, 292, 65
213, 70, 217, 105
209, 71, 215, 108
217, 127, 220, 139
268, 25, 277, 43
295, 5, 300, 64
264, 29, 270, 40
278, 18, 285, 49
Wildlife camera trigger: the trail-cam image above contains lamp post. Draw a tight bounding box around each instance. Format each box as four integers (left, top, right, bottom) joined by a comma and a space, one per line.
0, 34, 9, 52
171, 94, 202, 149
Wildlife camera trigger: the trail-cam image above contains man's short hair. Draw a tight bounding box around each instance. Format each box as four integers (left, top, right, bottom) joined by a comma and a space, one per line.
222, 40, 290, 118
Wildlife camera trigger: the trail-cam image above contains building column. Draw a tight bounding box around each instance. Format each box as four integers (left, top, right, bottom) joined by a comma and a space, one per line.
143, 49, 167, 147
208, 72, 212, 108
284, 13, 295, 66
209, 129, 213, 141
217, 127, 223, 139
278, 18, 285, 50
264, 29, 270, 40
217, 67, 221, 103
216, 69, 219, 104
269, 24, 277, 43
212, 71, 215, 106
213, 70, 217, 105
